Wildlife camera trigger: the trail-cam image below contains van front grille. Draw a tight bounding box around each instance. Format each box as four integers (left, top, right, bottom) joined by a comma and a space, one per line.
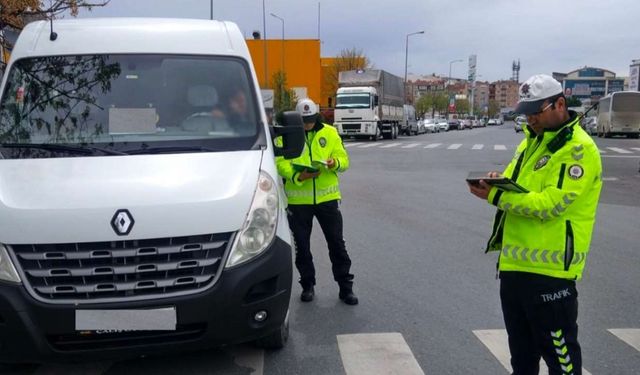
10, 233, 232, 303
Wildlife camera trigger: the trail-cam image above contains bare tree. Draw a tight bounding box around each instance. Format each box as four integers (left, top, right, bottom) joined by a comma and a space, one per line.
322, 47, 371, 109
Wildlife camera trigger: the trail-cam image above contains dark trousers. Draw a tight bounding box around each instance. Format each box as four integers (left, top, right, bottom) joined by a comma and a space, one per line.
287, 200, 354, 290
500, 272, 581, 375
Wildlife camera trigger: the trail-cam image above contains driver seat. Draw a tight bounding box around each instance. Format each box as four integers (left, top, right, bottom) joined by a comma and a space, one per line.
181, 84, 220, 133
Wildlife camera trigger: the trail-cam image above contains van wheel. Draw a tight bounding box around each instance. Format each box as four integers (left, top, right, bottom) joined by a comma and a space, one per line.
254, 311, 289, 349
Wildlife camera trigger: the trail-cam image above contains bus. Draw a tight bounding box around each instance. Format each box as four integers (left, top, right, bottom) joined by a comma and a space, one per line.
597, 91, 640, 138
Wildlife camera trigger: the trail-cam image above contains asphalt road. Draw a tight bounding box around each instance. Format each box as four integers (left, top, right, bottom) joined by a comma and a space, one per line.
2, 122, 639, 374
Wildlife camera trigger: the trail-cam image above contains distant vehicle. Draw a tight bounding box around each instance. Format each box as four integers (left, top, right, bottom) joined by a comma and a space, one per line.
437, 120, 450, 132
495, 116, 504, 125
487, 119, 498, 126
585, 116, 598, 135
460, 119, 472, 129
597, 91, 640, 138
423, 118, 438, 133
448, 119, 461, 130
403, 104, 419, 135
334, 69, 404, 140
514, 116, 527, 133
471, 119, 481, 128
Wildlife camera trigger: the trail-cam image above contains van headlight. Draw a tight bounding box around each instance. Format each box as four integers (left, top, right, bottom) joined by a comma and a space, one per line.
0, 245, 21, 283
225, 171, 279, 268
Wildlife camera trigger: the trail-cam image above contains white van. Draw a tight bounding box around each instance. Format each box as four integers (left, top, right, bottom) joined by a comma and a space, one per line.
0, 18, 304, 362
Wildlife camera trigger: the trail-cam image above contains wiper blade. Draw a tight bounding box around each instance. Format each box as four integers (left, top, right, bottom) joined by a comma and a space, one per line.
0, 143, 127, 156
127, 146, 217, 155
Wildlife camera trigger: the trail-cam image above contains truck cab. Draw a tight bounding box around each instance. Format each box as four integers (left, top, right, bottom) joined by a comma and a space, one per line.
334, 86, 381, 139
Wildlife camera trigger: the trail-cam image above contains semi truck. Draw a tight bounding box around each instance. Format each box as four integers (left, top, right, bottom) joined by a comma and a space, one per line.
334, 69, 404, 140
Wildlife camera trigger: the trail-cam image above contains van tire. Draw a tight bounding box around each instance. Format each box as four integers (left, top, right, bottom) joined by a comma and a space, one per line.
254, 311, 289, 349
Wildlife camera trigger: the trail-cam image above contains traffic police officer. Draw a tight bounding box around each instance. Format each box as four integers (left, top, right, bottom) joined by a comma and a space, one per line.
468, 74, 602, 374
276, 98, 357, 305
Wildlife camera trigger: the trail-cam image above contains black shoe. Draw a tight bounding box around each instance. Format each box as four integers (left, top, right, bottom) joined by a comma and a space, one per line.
300, 287, 314, 302
339, 290, 358, 305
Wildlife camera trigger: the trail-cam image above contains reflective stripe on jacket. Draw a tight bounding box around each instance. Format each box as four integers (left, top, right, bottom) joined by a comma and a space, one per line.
276, 122, 349, 205
486, 112, 602, 280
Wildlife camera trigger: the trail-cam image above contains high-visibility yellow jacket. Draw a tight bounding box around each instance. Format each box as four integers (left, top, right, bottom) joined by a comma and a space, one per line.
486, 112, 602, 280
276, 122, 349, 205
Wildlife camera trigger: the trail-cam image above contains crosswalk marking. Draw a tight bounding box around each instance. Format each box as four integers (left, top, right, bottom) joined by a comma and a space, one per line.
447, 143, 462, 150
632, 148, 640, 152
607, 147, 633, 154
344, 142, 363, 148
494, 145, 507, 150
473, 329, 592, 375
358, 143, 380, 148
424, 143, 442, 149
402, 143, 421, 149
337, 333, 424, 375
380, 142, 401, 148
599, 148, 607, 153
608, 329, 640, 352
602, 177, 619, 181
472, 144, 484, 150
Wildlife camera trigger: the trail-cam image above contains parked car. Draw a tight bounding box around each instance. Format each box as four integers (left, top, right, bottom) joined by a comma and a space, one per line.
585, 116, 597, 135
437, 120, 450, 132
515, 116, 527, 133
448, 120, 461, 130
495, 117, 504, 125
423, 118, 438, 133
416, 119, 427, 134
487, 119, 498, 126
461, 119, 472, 129
471, 119, 482, 128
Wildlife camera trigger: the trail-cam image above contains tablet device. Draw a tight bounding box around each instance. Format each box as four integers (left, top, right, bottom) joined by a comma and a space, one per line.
311, 160, 328, 168
292, 163, 319, 173
466, 172, 529, 193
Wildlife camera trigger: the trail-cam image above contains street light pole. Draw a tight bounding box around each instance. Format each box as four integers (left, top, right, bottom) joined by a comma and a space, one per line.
270, 13, 285, 75
210, 0, 213, 20
404, 30, 424, 103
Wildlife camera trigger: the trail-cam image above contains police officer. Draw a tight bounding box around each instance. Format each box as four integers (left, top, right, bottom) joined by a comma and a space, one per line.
276, 98, 357, 305
468, 74, 602, 374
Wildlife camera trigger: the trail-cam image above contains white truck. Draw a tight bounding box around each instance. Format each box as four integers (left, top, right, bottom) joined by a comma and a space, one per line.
0, 18, 305, 363
334, 69, 404, 140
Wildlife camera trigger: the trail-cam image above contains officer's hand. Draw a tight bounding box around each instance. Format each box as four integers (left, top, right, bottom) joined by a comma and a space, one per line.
298, 170, 321, 181
468, 179, 493, 200
326, 158, 336, 169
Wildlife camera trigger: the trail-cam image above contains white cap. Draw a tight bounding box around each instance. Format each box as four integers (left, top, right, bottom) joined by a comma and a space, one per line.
295, 98, 319, 119
515, 74, 563, 115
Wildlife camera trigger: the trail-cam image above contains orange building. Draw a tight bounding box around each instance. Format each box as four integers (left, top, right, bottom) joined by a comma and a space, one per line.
246, 39, 322, 106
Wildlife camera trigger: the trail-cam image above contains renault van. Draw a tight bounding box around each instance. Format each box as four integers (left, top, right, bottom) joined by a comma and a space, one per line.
0, 18, 304, 362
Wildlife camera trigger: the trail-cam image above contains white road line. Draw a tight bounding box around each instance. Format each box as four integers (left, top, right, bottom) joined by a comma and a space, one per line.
632, 148, 640, 152
473, 329, 592, 375
472, 144, 484, 150
602, 177, 619, 181
448, 143, 462, 150
494, 145, 507, 151
344, 143, 363, 148
424, 143, 442, 149
337, 333, 424, 375
599, 148, 607, 153
602, 155, 640, 158
608, 329, 640, 352
228, 345, 264, 375
607, 147, 633, 154
402, 143, 421, 149
358, 143, 381, 148
380, 142, 401, 148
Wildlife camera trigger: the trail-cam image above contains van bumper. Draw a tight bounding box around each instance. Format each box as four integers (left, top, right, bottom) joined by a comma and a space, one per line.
0, 236, 292, 363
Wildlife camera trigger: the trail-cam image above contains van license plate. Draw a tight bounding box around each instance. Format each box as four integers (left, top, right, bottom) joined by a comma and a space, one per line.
75, 307, 176, 331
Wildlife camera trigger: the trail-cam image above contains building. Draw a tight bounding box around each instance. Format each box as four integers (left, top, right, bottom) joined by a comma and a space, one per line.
473, 81, 490, 112
492, 80, 519, 109
246, 39, 322, 106
554, 66, 625, 103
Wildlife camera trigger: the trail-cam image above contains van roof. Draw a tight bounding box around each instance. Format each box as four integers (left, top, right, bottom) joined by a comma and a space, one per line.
11, 18, 248, 59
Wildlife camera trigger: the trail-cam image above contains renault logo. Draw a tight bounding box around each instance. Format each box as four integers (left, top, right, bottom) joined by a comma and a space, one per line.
111, 209, 134, 236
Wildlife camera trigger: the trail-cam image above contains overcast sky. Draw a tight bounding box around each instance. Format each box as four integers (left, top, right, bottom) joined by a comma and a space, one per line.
77, 0, 639, 82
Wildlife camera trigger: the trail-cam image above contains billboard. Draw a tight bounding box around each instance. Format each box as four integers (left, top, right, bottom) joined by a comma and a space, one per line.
468, 55, 477, 85
630, 64, 639, 91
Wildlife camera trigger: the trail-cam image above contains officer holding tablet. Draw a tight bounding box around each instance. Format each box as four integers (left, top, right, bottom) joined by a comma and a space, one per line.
276, 98, 358, 305
468, 75, 602, 374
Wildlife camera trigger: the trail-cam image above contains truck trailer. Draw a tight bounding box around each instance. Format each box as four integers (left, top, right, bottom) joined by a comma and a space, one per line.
334, 69, 404, 140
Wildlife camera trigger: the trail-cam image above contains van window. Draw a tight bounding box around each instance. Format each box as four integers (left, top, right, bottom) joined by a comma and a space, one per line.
0, 54, 262, 158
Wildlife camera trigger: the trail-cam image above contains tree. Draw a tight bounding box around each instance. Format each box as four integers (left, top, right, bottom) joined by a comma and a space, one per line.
271, 70, 297, 119
1, 1, 109, 58
322, 47, 371, 108
455, 98, 469, 115
488, 100, 500, 118
565, 96, 582, 107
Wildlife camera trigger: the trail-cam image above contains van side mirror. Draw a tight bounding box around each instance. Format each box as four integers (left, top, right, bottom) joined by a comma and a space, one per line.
271, 111, 305, 159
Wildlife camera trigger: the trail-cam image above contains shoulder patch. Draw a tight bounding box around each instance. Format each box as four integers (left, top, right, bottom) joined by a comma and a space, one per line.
568, 164, 584, 180
534, 155, 551, 171
319, 137, 327, 147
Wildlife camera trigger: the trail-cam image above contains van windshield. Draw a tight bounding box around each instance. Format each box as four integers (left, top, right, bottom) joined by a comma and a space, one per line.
0, 54, 263, 158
